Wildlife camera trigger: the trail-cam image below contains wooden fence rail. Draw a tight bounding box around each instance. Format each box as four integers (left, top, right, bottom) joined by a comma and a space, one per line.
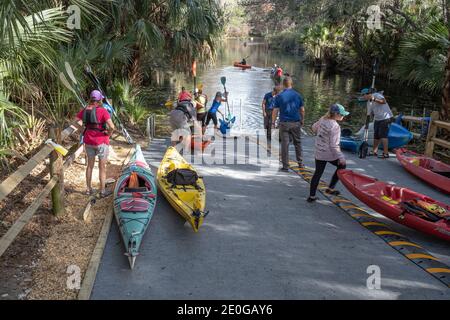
400, 111, 450, 157
0, 120, 83, 258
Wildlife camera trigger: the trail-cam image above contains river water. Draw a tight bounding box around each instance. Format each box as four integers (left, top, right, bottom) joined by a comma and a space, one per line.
169, 38, 440, 131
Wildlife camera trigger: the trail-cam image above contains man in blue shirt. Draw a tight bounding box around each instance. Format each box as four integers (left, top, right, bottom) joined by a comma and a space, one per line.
272, 77, 305, 171
262, 86, 280, 141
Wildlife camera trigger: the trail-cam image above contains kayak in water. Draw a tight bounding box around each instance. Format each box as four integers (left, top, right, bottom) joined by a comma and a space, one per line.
233, 62, 251, 69
338, 169, 450, 242
396, 148, 450, 194
340, 123, 413, 152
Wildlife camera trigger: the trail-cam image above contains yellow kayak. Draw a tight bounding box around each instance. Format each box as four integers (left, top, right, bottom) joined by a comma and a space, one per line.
157, 147, 207, 232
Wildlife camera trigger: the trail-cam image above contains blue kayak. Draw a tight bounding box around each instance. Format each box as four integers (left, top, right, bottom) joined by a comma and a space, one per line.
341, 123, 413, 153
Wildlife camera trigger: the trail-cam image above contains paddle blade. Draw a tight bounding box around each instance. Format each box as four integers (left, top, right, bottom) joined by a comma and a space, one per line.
220, 76, 226, 86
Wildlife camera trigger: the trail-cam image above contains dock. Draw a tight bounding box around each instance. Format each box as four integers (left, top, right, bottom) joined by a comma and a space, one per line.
89, 135, 450, 299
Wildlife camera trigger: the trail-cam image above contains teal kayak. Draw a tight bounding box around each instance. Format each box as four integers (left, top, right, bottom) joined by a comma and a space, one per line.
113, 145, 157, 269
341, 123, 413, 153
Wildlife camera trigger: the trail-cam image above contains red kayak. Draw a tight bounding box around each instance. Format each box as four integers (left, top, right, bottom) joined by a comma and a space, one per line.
233, 62, 251, 69
338, 169, 450, 242
191, 137, 211, 151
396, 148, 450, 194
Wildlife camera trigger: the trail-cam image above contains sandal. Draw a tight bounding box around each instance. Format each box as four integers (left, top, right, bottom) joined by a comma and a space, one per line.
368, 151, 378, 157
85, 189, 96, 196
377, 153, 390, 159
99, 190, 113, 198
325, 188, 341, 196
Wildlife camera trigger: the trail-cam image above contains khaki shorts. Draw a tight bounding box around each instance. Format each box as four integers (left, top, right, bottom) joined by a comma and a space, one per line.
85, 144, 109, 160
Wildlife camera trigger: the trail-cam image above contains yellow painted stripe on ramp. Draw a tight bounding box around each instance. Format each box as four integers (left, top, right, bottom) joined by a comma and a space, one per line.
375, 230, 404, 237
362, 222, 387, 227
426, 268, 450, 274
406, 254, 439, 261
351, 213, 374, 218
389, 241, 423, 249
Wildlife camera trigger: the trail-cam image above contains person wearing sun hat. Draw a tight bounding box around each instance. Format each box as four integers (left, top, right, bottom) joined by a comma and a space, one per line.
307, 103, 349, 202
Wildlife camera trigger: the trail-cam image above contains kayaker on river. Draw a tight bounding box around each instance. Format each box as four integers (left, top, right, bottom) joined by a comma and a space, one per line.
77, 90, 115, 197
361, 88, 394, 159
205, 91, 227, 133
307, 103, 349, 202
241, 58, 247, 65
262, 86, 280, 141
272, 77, 305, 172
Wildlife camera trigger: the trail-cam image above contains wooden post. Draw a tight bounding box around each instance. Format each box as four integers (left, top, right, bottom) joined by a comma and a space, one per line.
424, 111, 439, 157
49, 126, 65, 216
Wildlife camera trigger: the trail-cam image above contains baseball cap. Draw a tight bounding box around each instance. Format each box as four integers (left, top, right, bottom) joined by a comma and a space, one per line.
330, 103, 350, 116
90, 90, 104, 101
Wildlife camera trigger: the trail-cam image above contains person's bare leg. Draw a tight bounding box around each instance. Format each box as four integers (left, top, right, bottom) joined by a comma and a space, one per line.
373, 139, 380, 154
86, 156, 95, 192
381, 138, 389, 155
99, 158, 107, 193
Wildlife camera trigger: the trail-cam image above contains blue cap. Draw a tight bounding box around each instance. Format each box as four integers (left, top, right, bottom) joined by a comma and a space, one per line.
330, 103, 350, 116
361, 88, 370, 95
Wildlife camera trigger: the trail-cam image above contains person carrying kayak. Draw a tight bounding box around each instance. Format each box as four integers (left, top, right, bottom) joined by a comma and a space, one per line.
272, 77, 305, 171
169, 99, 201, 148
307, 104, 349, 202
205, 91, 227, 133
262, 86, 280, 141
194, 87, 208, 134
178, 86, 192, 102
361, 88, 394, 159
77, 90, 115, 197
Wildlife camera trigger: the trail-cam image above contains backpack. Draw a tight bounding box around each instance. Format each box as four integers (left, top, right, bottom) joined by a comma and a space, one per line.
166, 169, 199, 188
175, 102, 193, 120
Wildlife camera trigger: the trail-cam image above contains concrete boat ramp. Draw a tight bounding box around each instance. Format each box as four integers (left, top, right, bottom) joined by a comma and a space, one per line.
91, 135, 450, 299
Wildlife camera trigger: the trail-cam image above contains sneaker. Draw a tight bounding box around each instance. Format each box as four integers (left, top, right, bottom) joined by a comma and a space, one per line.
99, 190, 113, 198
297, 163, 305, 169
279, 167, 289, 172
307, 196, 318, 203
325, 188, 341, 196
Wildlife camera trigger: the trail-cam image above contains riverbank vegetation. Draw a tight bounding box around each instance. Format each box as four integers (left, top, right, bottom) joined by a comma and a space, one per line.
0, 0, 223, 168
241, 0, 450, 120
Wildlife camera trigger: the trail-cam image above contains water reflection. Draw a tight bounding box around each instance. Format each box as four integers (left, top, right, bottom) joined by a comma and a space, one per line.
168, 38, 439, 131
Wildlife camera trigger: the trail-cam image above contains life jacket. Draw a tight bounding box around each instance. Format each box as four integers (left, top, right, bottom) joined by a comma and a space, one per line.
82, 105, 107, 133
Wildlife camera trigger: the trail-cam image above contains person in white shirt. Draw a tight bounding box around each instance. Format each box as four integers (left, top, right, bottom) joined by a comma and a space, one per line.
361, 88, 394, 159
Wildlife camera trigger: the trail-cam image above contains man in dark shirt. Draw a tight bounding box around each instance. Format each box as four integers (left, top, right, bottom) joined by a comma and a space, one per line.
262, 86, 280, 141
272, 77, 305, 171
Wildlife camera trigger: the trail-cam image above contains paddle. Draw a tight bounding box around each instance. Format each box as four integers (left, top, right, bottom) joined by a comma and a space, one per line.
358, 59, 378, 159
84, 64, 134, 144
219, 77, 236, 135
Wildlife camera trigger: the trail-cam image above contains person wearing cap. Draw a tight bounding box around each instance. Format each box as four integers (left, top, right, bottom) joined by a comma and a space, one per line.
195, 87, 208, 134
361, 88, 394, 158
272, 76, 305, 171
205, 91, 227, 132
76, 90, 115, 197
307, 104, 349, 202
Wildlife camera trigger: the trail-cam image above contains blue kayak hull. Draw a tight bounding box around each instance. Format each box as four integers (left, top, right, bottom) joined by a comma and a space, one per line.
341, 123, 413, 152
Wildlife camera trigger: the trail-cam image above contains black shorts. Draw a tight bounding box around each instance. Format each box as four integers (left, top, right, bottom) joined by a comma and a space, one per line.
374, 119, 390, 140
264, 109, 273, 129
197, 112, 207, 126
205, 112, 218, 127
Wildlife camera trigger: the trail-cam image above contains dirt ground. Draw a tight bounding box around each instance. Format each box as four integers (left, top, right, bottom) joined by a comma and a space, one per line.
0, 134, 147, 300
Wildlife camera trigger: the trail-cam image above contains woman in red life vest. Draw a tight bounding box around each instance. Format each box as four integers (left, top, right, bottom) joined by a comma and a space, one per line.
77, 90, 115, 197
